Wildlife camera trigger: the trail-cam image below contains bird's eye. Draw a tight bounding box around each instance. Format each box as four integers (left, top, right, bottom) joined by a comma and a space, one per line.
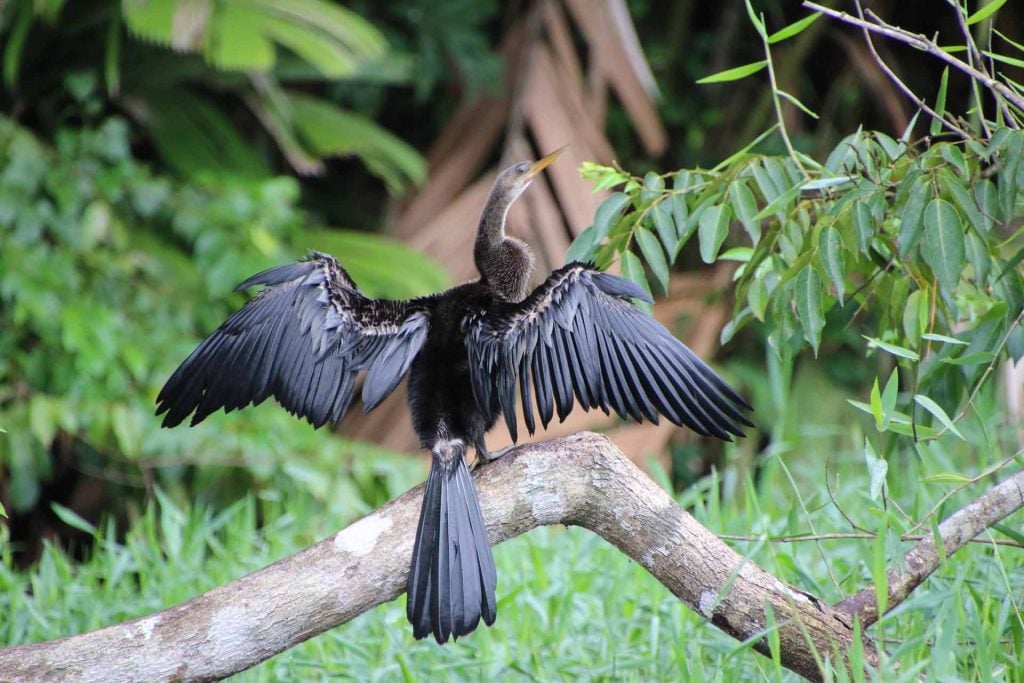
515, 162, 531, 175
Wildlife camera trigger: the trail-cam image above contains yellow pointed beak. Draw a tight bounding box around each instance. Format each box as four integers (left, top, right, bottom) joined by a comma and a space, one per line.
525, 145, 567, 178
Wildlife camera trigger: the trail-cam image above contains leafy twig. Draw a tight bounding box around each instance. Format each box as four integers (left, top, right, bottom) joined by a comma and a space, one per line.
762, 38, 810, 179
836, 466, 1024, 627
905, 450, 1024, 536
844, 0, 972, 140
946, 0, 993, 136
804, 1, 1024, 120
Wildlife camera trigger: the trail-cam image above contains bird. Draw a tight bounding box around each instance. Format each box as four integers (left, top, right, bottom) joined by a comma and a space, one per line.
155, 146, 752, 644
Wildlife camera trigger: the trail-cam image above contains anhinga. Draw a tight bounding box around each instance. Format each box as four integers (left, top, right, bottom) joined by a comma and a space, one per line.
156, 147, 752, 644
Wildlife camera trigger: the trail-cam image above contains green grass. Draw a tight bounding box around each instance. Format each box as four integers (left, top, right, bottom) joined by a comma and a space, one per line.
2, 366, 1023, 681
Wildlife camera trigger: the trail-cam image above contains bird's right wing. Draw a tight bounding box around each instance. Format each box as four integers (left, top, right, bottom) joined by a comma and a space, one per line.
156, 252, 429, 429
464, 262, 752, 441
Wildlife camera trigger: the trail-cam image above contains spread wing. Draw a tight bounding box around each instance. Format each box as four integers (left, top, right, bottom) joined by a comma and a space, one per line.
464, 262, 752, 442
156, 251, 429, 429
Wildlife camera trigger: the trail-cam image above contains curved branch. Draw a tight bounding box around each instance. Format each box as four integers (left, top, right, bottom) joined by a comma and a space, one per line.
836, 466, 1024, 626
0, 433, 875, 681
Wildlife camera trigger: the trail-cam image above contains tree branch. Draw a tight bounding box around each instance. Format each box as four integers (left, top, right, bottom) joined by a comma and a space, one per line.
804, 1, 1024, 117
848, 0, 971, 140
836, 466, 1024, 626
0, 433, 876, 681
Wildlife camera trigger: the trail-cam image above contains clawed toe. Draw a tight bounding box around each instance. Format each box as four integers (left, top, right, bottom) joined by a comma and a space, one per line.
475, 444, 517, 467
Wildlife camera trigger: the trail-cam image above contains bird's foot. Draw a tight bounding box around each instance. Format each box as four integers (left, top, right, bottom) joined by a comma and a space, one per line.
485, 444, 517, 462
474, 444, 518, 469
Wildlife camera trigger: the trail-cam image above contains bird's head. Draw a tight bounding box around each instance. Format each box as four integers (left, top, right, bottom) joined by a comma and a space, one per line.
494, 146, 567, 203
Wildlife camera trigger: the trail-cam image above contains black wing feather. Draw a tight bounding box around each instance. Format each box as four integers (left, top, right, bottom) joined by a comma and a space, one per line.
464, 262, 751, 440
157, 252, 429, 429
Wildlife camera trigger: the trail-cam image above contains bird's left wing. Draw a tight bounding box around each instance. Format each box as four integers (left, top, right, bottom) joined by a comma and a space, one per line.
464, 262, 752, 442
156, 252, 429, 429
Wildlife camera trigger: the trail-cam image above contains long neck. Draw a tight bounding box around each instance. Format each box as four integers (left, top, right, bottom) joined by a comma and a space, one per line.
473, 186, 534, 302
473, 186, 513, 271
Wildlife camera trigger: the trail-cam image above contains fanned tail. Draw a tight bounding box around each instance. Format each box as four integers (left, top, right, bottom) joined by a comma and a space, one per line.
407, 441, 497, 644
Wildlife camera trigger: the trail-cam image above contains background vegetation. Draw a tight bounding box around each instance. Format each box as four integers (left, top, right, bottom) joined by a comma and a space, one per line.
2, 0, 1023, 680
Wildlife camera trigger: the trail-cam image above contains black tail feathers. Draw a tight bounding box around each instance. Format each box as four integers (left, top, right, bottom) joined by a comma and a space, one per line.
407, 443, 497, 644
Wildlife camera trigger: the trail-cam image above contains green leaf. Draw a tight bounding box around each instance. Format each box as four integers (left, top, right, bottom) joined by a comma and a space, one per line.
983, 50, 1024, 68
635, 228, 670, 293
942, 174, 985, 234
992, 522, 1024, 546
903, 289, 928, 345
898, 180, 931, 256
586, 164, 630, 191
995, 28, 1024, 55
124, 0, 386, 75
143, 89, 271, 179
853, 201, 875, 251
888, 420, 940, 440
105, 9, 122, 96
940, 144, 968, 178
776, 89, 819, 119
753, 185, 799, 221
120, 0, 175, 46
923, 472, 971, 485
729, 181, 760, 243
711, 124, 779, 173
620, 250, 652, 312
592, 193, 632, 243
290, 94, 425, 192
801, 175, 855, 192
914, 394, 964, 439
941, 350, 996, 366
3, 2, 34, 89
795, 266, 825, 355
719, 247, 753, 262
651, 202, 677, 253
974, 179, 998, 231
922, 332, 968, 346
698, 205, 731, 263
966, 231, 991, 285
864, 439, 888, 501
922, 198, 965, 295
669, 194, 689, 239
967, 0, 1008, 24
863, 336, 920, 361
848, 399, 873, 417
52, 503, 97, 535
767, 13, 821, 43
931, 67, 950, 137
900, 109, 922, 144
642, 171, 665, 192
748, 277, 769, 321
818, 226, 846, 304
882, 368, 899, 427
565, 225, 599, 264
696, 60, 767, 84
743, 0, 767, 36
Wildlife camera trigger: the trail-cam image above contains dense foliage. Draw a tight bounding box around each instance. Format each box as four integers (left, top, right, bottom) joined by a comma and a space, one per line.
577, 125, 1024, 430
572, 2, 1024, 457
1, 0, 425, 191
0, 116, 445, 530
